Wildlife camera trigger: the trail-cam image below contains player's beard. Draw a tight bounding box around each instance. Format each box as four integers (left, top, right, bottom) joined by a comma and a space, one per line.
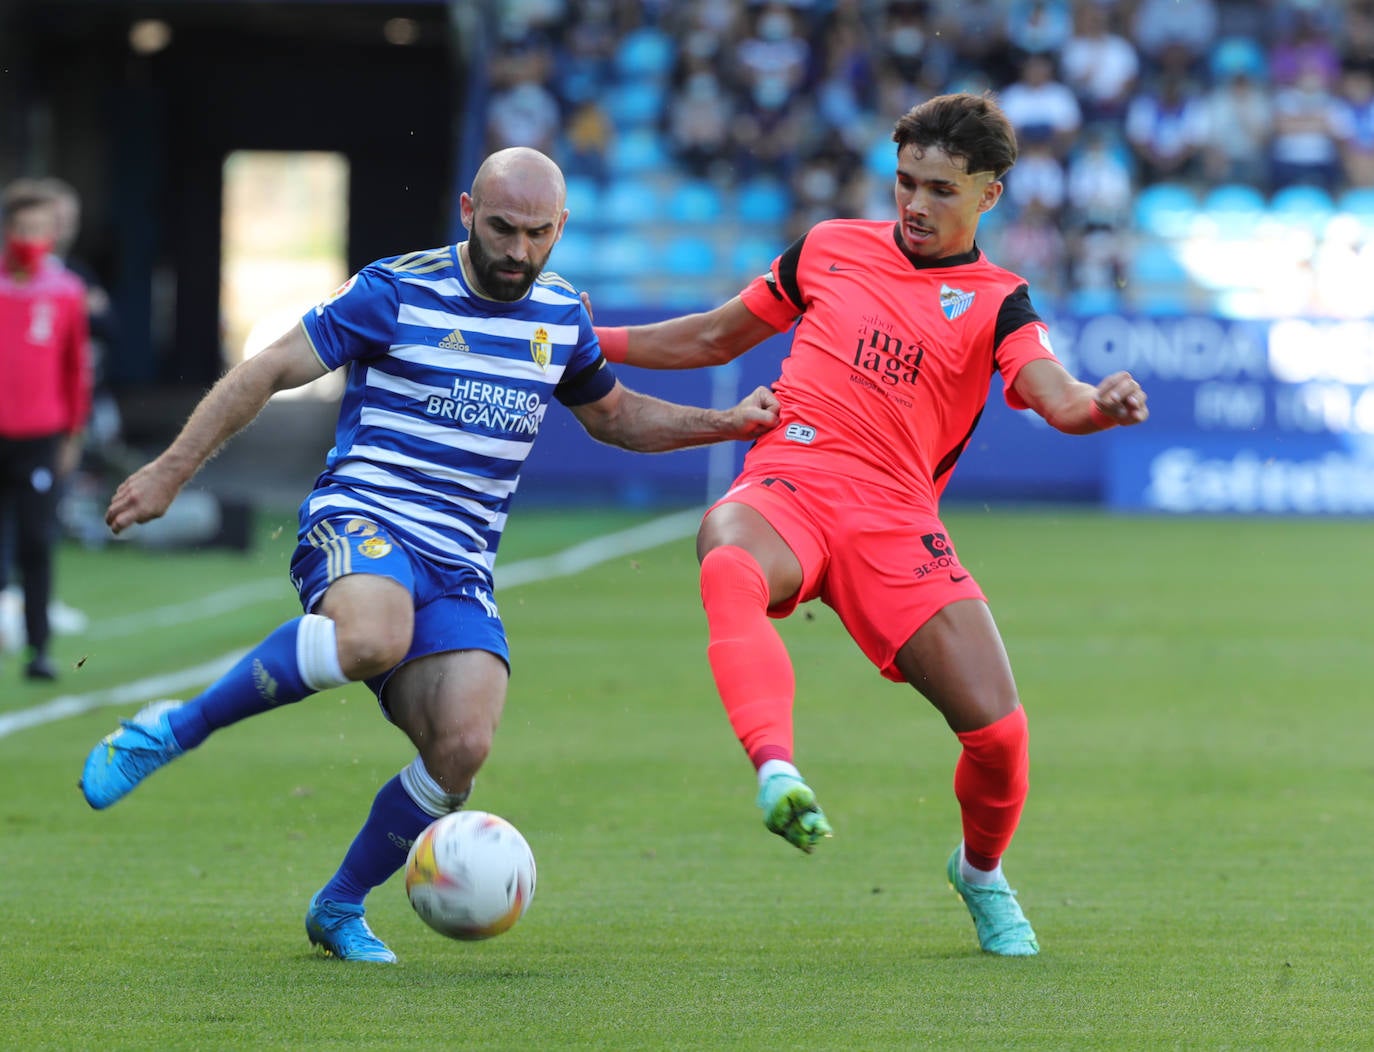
466, 230, 541, 301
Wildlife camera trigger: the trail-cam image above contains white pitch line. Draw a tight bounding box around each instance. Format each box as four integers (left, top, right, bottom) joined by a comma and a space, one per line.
0, 509, 702, 740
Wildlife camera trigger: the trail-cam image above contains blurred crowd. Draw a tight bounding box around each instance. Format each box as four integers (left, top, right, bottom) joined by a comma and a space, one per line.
480, 0, 1374, 306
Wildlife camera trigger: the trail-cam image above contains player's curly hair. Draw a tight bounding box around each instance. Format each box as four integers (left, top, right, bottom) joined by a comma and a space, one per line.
891, 92, 1018, 179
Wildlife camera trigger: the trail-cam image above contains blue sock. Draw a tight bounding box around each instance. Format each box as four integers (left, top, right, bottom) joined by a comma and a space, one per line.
319, 775, 434, 905
167, 618, 316, 750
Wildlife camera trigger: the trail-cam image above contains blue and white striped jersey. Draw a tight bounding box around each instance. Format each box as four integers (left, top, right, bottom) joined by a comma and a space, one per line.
298, 243, 614, 584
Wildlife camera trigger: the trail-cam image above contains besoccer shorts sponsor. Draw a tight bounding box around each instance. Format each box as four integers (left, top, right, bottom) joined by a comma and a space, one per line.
289, 516, 509, 703
708, 469, 985, 682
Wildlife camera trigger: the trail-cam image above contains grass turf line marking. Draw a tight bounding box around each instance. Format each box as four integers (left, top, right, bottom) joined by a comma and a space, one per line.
0, 509, 702, 740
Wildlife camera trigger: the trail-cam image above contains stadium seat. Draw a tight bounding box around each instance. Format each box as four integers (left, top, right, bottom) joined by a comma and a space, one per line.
605, 82, 666, 129
1337, 186, 1374, 234
1199, 183, 1266, 238
550, 229, 596, 281
600, 177, 661, 226
613, 27, 674, 82
663, 235, 717, 278
731, 234, 780, 280
666, 179, 725, 224
592, 232, 656, 278
1269, 184, 1336, 235
563, 175, 600, 219
609, 129, 669, 176
1132, 181, 1200, 239
736, 178, 791, 224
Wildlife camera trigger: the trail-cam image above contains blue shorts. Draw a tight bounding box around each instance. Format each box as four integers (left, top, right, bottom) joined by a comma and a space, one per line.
288, 515, 509, 701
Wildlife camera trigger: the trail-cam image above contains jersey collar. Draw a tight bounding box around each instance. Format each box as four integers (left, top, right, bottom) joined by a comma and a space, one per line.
890, 224, 981, 269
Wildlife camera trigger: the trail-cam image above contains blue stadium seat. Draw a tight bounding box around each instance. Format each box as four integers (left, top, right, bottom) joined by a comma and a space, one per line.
613, 28, 674, 81
1132, 181, 1200, 238
1337, 186, 1374, 218
605, 83, 666, 129
666, 179, 725, 224
563, 175, 600, 219
609, 129, 669, 176
730, 234, 780, 280
1269, 184, 1335, 234
736, 178, 791, 224
1199, 183, 1265, 238
592, 232, 656, 278
663, 235, 717, 278
550, 229, 596, 281
600, 177, 661, 225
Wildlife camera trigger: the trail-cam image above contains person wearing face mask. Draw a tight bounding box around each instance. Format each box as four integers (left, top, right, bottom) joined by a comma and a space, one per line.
0, 179, 92, 681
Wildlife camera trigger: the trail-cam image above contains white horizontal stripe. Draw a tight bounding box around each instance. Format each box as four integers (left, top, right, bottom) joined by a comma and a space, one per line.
359, 405, 532, 462
397, 303, 578, 344
382, 346, 566, 384
530, 283, 580, 305
330, 460, 500, 526
347, 444, 519, 497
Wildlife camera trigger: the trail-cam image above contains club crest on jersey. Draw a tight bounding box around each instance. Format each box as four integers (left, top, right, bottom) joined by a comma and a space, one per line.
314, 275, 357, 315
358, 536, 393, 559
530, 326, 551, 370
939, 284, 975, 321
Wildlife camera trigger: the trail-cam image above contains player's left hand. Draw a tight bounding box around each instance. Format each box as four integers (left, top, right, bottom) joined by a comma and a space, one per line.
726, 386, 781, 439
1093, 371, 1148, 425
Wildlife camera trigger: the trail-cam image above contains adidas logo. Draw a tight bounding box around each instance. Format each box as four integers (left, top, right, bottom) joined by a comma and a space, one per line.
439, 329, 469, 351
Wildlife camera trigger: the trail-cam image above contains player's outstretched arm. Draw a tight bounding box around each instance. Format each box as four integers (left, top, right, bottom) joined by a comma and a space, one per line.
104, 325, 328, 534
594, 296, 779, 370
1011, 359, 1149, 435
569, 382, 779, 453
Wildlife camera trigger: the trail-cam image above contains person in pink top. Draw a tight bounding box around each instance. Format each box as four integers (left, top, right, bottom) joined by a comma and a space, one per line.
596, 93, 1148, 956
0, 179, 91, 680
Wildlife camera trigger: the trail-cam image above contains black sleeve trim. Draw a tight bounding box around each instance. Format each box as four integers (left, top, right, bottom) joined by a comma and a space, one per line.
555, 357, 617, 407
774, 234, 807, 312
991, 284, 1042, 370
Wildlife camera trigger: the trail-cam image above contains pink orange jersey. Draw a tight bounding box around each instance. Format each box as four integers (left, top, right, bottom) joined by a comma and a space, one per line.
738, 219, 1059, 511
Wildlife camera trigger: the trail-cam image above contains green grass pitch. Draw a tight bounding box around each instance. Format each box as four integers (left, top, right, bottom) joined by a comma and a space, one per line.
0, 505, 1370, 1050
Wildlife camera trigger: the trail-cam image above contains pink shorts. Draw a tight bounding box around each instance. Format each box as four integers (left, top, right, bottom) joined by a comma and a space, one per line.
707, 468, 986, 682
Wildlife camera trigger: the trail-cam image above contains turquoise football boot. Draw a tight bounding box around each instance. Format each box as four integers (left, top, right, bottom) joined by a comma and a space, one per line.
946, 846, 1039, 956
756, 773, 833, 853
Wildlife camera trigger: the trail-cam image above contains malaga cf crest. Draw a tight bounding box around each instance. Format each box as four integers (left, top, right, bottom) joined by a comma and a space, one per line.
939, 284, 975, 321
530, 326, 551, 370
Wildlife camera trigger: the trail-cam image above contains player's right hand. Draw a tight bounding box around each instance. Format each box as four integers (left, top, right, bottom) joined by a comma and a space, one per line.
105, 462, 182, 535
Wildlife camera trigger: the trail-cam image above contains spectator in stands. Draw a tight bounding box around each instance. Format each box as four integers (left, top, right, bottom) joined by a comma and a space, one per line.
726, 3, 813, 179
486, 38, 562, 156
1333, 60, 1374, 188
1269, 63, 1343, 191
877, 0, 954, 100
1199, 41, 1274, 190
1130, 0, 1219, 77
1004, 0, 1073, 62
1124, 70, 1209, 184
810, 1, 880, 153
933, 0, 1016, 87
998, 53, 1082, 161
666, 54, 735, 179
1059, 3, 1139, 124
995, 199, 1067, 300
1064, 125, 1134, 232
1001, 130, 1066, 219
1269, 8, 1341, 89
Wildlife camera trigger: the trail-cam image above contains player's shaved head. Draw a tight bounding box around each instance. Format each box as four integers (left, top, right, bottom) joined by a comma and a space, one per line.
470, 147, 566, 215
460, 147, 569, 301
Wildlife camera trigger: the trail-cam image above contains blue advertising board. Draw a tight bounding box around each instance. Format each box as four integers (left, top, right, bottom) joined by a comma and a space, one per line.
519, 309, 1374, 515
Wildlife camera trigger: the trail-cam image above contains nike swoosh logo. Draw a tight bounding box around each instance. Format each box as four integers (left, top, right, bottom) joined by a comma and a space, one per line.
828, 263, 857, 272
949, 573, 969, 583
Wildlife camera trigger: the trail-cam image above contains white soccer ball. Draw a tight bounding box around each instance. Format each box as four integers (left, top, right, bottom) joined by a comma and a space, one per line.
404, 811, 537, 941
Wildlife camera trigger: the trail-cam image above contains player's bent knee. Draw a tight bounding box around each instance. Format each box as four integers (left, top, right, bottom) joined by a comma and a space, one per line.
334, 621, 412, 680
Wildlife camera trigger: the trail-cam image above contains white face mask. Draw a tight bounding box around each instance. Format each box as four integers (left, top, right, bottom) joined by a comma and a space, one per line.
890, 26, 925, 57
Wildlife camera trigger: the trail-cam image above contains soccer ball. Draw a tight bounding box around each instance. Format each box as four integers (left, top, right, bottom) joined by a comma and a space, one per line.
404, 810, 537, 941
